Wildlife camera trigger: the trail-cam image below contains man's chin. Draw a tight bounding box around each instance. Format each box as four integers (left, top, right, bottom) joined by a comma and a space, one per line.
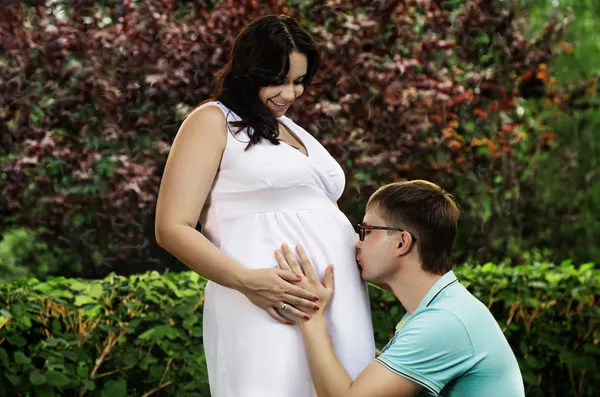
359, 268, 383, 285
358, 268, 372, 283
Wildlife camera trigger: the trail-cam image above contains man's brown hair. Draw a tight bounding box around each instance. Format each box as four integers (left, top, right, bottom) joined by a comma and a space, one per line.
366, 180, 460, 275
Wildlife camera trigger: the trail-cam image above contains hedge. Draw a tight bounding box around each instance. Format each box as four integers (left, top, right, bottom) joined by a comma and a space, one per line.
0, 261, 598, 397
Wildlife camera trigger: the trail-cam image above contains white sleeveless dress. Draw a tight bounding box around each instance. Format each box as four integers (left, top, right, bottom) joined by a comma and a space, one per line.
198, 101, 375, 397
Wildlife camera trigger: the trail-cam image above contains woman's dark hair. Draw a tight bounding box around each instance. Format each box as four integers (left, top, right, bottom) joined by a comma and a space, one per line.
202, 14, 320, 149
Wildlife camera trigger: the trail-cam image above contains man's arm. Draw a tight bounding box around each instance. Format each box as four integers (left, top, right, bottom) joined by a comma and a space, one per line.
299, 317, 422, 397
276, 245, 475, 397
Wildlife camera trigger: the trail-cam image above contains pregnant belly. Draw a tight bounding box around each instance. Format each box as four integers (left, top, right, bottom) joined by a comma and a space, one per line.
206, 209, 359, 278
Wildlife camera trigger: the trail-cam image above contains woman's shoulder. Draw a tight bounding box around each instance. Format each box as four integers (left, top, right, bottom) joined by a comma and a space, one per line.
195, 100, 242, 122
184, 102, 228, 126
194, 101, 228, 118
175, 103, 230, 149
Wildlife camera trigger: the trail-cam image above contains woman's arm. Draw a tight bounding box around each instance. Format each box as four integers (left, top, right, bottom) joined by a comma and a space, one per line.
155, 106, 318, 324
155, 106, 244, 288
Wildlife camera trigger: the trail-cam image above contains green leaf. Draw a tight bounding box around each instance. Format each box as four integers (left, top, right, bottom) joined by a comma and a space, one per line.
88, 283, 103, 298
0, 348, 9, 367
175, 303, 196, 318
72, 214, 85, 227
191, 326, 203, 337
149, 364, 163, 379
140, 355, 159, 370
4, 372, 20, 386
6, 334, 27, 347
525, 355, 541, 369
54, 290, 74, 299
475, 32, 490, 45
166, 326, 185, 340
138, 325, 168, 340
85, 304, 102, 318
74, 295, 96, 306
70, 281, 88, 290
64, 350, 79, 362
14, 351, 31, 365
17, 315, 32, 329
77, 366, 89, 378
45, 370, 70, 388
182, 315, 198, 330
82, 379, 96, 391
164, 278, 179, 293
138, 328, 154, 340
102, 379, 127, 397
123, 351, 138, 367
560, 259, 573, 268
33, 283, 52, 293
528, 281, 547, 289
51, 319, 62, 333
30, 371, 47, 385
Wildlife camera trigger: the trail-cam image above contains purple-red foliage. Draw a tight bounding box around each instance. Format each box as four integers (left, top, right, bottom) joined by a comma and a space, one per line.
0, 0, 567, 276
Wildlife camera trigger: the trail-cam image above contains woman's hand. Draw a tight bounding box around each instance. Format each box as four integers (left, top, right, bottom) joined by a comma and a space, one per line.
274, 244, 334, 313
239, 267, 321, 325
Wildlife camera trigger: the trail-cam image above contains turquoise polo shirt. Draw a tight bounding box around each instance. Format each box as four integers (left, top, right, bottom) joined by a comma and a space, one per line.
375, 271, 525, 397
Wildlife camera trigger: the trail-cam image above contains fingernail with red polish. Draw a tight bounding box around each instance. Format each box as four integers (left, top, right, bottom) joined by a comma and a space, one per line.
304, 315, 310, 320
286, 321, 292, 325
313, 296, 319, 301
296, 274, 302, 280
314, 305, 320, 310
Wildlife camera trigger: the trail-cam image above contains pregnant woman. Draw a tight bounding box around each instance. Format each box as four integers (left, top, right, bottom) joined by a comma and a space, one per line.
155, 14, 375, 397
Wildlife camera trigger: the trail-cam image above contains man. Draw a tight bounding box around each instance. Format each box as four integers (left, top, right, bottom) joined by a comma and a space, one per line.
275, 180, 525, 397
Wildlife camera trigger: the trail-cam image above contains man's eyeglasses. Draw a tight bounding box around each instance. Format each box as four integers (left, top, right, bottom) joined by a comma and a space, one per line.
355, 224, 417, 242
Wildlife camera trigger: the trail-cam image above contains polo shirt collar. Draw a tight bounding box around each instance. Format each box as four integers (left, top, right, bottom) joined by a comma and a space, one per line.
414, 270, 458, 313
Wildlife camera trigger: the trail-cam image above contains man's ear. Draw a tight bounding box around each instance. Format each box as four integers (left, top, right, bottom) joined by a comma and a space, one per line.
396, 232, 413, 256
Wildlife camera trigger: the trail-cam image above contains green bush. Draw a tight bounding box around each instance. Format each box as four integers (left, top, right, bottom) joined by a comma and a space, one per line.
0, 228, 82, 282
0, 262, 598, 396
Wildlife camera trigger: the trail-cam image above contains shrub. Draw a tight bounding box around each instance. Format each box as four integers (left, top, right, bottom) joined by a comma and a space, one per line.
1, 261, 598, 396
0, 271, 210, 397
0, 228, 80, 282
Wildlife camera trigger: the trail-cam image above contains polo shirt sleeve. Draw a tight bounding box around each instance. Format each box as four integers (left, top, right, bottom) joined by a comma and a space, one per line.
375, 308, 475, 395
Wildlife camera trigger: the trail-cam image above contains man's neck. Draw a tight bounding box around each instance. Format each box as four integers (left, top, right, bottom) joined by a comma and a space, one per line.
387, 266, 442, 314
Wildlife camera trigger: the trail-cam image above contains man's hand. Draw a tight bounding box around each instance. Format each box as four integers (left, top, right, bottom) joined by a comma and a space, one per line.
274, 248, 422, 397
274, 244, 335, 312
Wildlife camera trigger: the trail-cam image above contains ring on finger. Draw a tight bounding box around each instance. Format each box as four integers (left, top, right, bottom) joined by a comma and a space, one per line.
281, 303, 288, 311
